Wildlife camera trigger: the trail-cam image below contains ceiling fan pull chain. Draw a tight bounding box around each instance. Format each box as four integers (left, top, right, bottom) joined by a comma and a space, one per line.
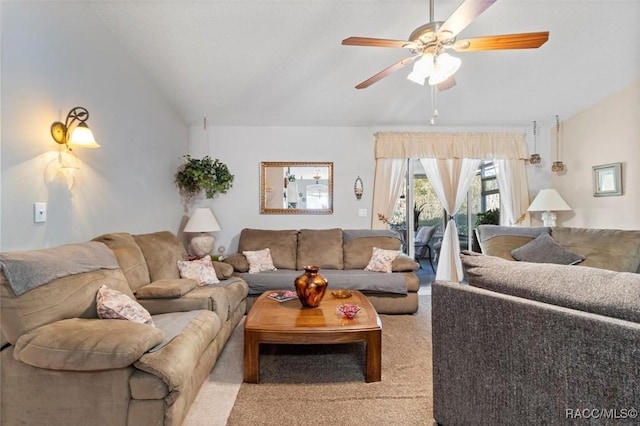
430, 85, 438, 126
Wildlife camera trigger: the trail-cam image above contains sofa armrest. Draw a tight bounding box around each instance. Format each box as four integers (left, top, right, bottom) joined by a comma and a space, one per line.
224, 253, 249, 272
432, 281, 640, 425
135, 279, 199, 299
391, 254, 419, 272
13, 318, 163, 371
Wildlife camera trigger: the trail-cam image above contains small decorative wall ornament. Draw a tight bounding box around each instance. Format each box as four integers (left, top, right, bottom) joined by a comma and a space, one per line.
551, 115, 565, 173
528, 120, 541, 164
354, 176, 364, 200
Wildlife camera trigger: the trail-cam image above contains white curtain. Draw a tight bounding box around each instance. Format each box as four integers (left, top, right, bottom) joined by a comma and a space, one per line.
421, 158, 481, 282
494, 159, 531, 226
371, 159, 407, 229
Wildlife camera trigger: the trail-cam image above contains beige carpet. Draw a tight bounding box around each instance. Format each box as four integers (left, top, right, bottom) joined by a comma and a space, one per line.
186, 293, 433, 425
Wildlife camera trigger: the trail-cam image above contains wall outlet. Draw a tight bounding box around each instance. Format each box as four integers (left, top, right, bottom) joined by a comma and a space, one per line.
34, 202, 47, 223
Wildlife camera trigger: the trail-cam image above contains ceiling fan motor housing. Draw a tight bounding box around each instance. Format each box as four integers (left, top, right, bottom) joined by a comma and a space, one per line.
408, 22, 456, 54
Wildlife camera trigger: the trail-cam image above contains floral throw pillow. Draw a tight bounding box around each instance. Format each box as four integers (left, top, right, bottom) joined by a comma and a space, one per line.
177, 255, 220, 285
365, 247, 401, 273
242, 248, 277, 274
96, 284, 154, 326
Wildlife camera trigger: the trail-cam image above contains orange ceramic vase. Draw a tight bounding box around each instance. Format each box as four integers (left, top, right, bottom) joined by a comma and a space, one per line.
294, 266, 328, 308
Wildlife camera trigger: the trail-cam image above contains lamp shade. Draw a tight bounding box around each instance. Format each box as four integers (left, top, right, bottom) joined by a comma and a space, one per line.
68, 123, 100, 148
527, 189, 571, 212
184, 208, 221, 232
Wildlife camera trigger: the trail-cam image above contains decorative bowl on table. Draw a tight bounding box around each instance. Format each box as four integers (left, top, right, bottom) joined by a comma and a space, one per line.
331, 289, 352, 299
337, 303, 361, 319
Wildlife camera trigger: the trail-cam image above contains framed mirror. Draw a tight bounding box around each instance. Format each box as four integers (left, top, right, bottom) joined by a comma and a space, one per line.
260, 162, 333, 214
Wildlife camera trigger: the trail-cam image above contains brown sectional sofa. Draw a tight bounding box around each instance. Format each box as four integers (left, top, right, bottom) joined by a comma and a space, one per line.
224, 228, 420, 314
0, 231, 248, 426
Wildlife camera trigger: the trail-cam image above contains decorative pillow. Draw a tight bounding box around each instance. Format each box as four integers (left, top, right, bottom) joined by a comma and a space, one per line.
242, 248, 277, 273
177, 256, 220, 285
365, 247, 401, 273
96, 285, 154, 326
511, 233, 585, 265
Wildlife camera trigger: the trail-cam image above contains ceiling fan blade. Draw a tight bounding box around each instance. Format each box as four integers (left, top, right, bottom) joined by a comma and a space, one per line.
439, 0, 498, 37
436, 76, 457, 91
342, 37, 413, 48
355, 56, 419, 89
453, 31, 549, 52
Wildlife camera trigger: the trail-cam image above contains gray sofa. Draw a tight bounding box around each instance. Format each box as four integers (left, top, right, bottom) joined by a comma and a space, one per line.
432, 251, 640, 425
1, 231, 248, 426
223, 228, 420, 314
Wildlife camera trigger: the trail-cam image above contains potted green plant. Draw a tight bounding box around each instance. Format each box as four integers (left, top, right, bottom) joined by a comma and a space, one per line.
472, 208, 500, 252
174, 155, 234, 199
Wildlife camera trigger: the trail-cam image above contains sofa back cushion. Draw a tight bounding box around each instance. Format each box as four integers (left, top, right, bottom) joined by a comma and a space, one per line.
93, 232, 151, 291
342, 229, 401, 269
461, 251, 640, 324
475, 225, 551, 260
133, 231, 188, 282
296, 228, 344, 270
551, 227, 640, 273
1, 267, 133, 344
238, 229, 298, 270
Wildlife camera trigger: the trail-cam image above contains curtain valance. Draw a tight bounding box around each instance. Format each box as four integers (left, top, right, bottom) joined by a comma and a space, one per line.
374, 132, 528, 160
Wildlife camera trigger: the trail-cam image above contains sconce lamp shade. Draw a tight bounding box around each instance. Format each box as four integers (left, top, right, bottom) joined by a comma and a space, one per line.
184, 208, 221, 232
68, 123, 99, 148
51, 106, 100, 149
527, 189, 571, 227
184, 208, 221, 257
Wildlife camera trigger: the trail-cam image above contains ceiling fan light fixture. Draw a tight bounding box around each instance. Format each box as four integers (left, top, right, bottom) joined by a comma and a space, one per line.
407, 53, 435, 85
428, 52, 461, 85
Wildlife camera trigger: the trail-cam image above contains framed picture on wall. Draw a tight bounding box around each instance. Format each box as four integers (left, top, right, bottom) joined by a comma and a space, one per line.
593, 162, 622, 197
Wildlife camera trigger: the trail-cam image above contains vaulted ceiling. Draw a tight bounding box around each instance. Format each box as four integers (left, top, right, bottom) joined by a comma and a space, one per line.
91, 0, 640, 128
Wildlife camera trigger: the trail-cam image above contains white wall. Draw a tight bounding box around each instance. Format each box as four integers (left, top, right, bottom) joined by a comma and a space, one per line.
550, 80, 640, 229
1, 3, 188, 251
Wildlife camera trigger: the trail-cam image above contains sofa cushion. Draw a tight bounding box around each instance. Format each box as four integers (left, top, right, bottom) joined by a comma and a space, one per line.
511, 233, 584, 265
243, 248, 278, 273
96, 284, 154, 325
237, 229, 298, 270
551, 227, 640, 273
365, 247, 401, 273
342, 230, 402, 269
461, 251, 640, 323
475, 225, 551, 260
178, 257, 220, 284
93, 232, 151, 291
133, 231, 188, 282
134, 278, 198, 299
296, 228, 344, 270
1, 268, 133, 345
13, 318, 164, 371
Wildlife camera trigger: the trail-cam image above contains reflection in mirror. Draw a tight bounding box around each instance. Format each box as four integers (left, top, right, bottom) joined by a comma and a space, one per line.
261, 162, 333, 214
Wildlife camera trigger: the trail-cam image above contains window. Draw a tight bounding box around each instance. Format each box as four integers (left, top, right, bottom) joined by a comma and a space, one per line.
390, 159, 499, 257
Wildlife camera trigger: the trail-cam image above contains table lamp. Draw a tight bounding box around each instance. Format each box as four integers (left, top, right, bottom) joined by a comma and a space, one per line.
183, 208, 221, 257
527, 189, 571, 227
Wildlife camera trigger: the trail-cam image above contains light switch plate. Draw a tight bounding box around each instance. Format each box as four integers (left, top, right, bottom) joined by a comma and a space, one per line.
34, 202, 47, 223
358, 208, 368, 217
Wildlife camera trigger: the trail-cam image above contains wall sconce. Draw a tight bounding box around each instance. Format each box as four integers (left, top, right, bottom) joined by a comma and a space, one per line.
354, 176, 363, 200
528, 120, 541, 164
51, 106, 100, 151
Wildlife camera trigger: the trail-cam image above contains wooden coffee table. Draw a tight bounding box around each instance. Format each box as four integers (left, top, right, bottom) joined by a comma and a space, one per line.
243, 290, 382, 383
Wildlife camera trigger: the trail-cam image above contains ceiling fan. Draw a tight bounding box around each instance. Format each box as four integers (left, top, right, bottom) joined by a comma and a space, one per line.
342, 0, 549, 90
